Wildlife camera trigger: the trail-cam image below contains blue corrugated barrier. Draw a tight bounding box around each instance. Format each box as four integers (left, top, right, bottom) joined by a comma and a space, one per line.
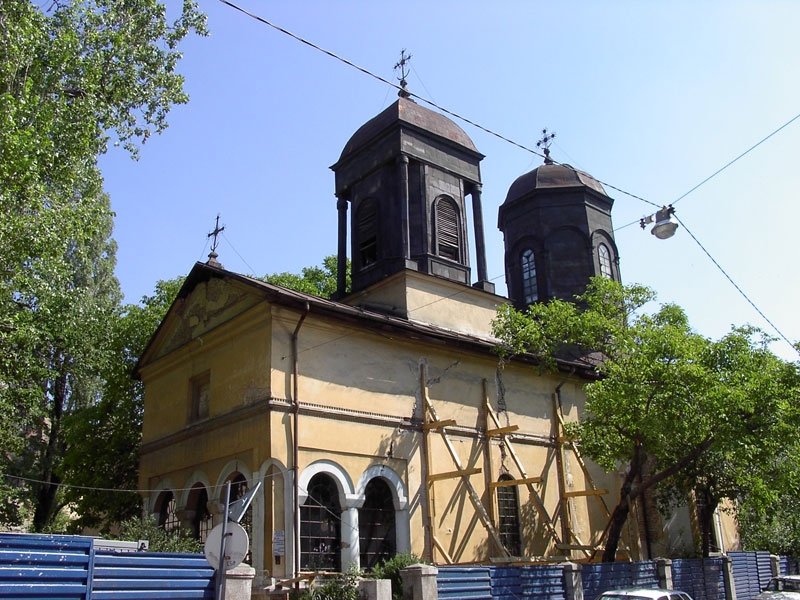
582, 560, 659, 599
672, 557, 725, 600
730, 551, 772, 600
0, 533, 214, 599
438, 566, 493, 599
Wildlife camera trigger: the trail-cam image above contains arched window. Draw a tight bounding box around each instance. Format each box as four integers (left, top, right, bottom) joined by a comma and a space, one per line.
227, 473, 252, 563
359, 478, 396, 570
521, 248, 538, 303
188, 484, 213, 542
155, 491, 179, 532
598, 243, 613, 279
356, 199, 378, 268
301, 474, 341, 572
496, 475, 521, 556
434, 197, 460, 261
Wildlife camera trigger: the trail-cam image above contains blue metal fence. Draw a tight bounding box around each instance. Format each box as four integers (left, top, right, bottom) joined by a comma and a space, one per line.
672, 558, 726, 600
438, 566, 493, 599
730, 551, 772, 600
581, 560, 659, 599
0, 533, 215, 600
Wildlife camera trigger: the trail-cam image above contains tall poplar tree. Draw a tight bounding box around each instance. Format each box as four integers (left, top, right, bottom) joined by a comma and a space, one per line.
0, 0, 205, 529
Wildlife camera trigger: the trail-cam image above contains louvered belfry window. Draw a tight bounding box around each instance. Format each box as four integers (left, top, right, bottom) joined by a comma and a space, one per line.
435, 197, 460, 261
357, 199, 378, 268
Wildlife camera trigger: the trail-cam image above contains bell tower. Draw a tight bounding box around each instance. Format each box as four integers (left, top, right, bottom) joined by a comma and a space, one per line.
498, 134, 620, 309
331, 83, 493, 298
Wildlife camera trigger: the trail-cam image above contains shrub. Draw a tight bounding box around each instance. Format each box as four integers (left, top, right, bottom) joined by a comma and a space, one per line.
370, 552, 422, 600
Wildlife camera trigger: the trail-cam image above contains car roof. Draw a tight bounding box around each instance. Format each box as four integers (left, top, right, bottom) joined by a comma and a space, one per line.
599, 589, 688, 599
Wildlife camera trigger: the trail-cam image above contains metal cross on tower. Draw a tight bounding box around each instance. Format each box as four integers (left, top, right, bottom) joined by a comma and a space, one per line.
207, 214, 225, 253
536, 128, 557, 164
394, 49, 412, 98
206, 214, 225, 267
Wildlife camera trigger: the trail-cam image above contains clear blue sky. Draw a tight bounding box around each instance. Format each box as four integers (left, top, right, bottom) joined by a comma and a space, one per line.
100, 1, 800, 359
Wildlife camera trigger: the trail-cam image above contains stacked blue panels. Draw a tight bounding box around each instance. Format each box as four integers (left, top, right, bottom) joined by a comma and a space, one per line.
0, 533, 94, 600
730, 551, 773, 600
437, 566, 492, 599
520, 564, 566, 600
581, 560, 659, 599
92, 551, 215, 599
489, 566, 524, 599
671, 557, 725, 600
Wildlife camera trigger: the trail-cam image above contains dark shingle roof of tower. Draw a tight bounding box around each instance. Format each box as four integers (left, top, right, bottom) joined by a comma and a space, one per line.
503, 162, 608, 206
337, 97, 479, 162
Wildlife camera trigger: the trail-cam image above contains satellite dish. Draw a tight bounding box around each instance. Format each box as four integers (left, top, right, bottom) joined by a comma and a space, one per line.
204, 522, 249, 571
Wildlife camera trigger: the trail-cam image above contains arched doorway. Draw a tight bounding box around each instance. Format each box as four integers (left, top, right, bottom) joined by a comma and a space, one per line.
300, 473, 341, 571
358, 478, 396, 570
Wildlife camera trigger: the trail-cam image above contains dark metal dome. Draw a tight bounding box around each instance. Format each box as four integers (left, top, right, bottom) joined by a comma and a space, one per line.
338, 97, 478, 162
503, 162, 608, 206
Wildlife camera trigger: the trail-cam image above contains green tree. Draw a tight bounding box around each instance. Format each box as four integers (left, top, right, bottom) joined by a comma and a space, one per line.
263, 255, 350, 298
0, 0, 205, 530
61, 278, 184, 532
493, 277, 799, 560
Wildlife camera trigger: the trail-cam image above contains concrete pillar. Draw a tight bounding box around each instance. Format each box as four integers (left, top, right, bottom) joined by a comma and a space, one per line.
722, 555, 737, 600
397, 154, 410, 260
358, 578, 392, 600
336, 194, 349, 297
400, 563, 438, 600
470, 183, 488, 284
223, 564, 255, 600
771, 554, 781, 577
562, 561, 583, 600
656, 558, 673, 590
396, 508, 411, 553
341, 504, 360, 572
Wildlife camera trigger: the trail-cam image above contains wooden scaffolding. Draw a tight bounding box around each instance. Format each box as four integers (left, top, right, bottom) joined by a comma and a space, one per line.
418, 362, 615, 564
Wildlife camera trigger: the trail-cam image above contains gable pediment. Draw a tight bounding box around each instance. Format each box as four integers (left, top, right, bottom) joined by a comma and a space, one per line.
140, 273, 262, 368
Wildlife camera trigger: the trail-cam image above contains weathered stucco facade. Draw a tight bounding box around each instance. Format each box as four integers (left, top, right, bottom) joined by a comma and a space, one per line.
138, 266, 622, 584
137, 96, 739, 587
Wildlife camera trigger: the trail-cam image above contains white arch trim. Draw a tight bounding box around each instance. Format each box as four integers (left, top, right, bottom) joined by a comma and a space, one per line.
355, 464, 408, 510
148, 479, 175, 514
213, 460, 255, 501
179, 470, 213, 508
298, 460, 359, 508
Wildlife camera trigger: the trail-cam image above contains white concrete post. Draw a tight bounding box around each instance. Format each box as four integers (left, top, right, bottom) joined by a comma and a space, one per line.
400, 563, 438, 600
656, 558, 673, 590
341, 502, 361, 572
358, 578, 392, 600
224, 564, 255, 600
562, 561, 583, 600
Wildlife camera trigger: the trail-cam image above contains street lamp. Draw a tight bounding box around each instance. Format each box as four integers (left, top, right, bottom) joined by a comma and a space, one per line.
640, 205, 678, 239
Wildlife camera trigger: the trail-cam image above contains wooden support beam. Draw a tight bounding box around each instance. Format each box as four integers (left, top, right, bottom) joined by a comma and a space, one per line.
486, 425, 519, 437
432, 535, 454, 565
490, 476, 542, 488
423, 419, 457, 431
564, 489, 608, 498
556, 543, 598, 551
428, 467, 482, 483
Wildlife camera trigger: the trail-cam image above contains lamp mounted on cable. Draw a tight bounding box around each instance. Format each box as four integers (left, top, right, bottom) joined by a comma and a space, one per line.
640, 205, 678, 239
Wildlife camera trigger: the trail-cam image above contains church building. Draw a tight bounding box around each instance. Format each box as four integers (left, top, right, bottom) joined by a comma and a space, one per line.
136, 94, 731, 587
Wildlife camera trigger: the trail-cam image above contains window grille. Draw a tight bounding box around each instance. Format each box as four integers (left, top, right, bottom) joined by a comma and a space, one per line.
496, 476, 522, 556
598, 243, 613, 279
359, 478, 396, 570
300, 474, 341, 572
521, 248, 538, 303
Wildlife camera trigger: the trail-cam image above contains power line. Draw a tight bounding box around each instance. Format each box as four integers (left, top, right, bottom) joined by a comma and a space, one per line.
216, 0, 661, 210
672, 111, 800, 206
673, 214, 798, 356
217, 0, 797, 355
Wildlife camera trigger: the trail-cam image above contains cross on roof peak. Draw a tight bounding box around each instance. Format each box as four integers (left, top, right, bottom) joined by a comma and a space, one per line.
394, 49, 412, 99
536, 128, 556, 164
